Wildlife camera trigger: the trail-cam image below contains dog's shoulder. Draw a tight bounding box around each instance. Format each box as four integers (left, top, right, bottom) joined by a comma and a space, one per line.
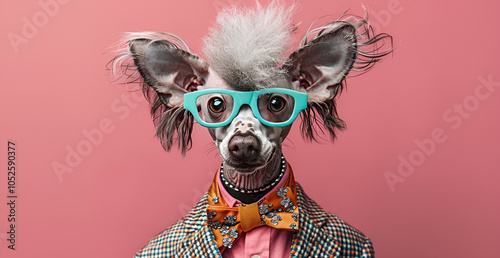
295, 183, 375, 257
134, 185, 374, 257
134, 194, 213, 257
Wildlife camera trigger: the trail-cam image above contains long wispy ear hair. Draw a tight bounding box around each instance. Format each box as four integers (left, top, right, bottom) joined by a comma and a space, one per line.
293, 11, 393, 142
108, 32, 204, 155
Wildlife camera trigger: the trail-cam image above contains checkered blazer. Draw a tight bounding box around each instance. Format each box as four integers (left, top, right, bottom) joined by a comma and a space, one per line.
134, 183, 374, 257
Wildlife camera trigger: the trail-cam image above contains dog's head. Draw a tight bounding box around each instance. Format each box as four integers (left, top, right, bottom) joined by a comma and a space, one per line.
110, 3, 392, 173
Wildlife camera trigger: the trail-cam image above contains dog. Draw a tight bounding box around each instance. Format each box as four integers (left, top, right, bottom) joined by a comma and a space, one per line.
111, 2, 392, 257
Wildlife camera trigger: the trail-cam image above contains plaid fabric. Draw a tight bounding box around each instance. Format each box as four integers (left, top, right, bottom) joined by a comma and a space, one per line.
134, 183, 374, 258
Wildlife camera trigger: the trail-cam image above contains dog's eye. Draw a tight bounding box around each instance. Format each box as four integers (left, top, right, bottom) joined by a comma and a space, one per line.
208, 97, 225, 113
268, 96, 286, 113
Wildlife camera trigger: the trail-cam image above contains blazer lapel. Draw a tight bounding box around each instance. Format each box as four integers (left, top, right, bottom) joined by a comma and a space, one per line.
290, 184, 341, 258
178, 194, 222, 257
181, 226, 221, 257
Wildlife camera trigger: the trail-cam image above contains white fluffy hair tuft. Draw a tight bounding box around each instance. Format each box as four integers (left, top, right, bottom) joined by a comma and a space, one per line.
203, 1, 296, 90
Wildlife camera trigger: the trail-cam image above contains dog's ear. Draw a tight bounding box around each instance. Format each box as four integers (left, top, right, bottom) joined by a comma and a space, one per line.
128, 34, 209, 108
285, 18, 392, 142
284, 23, 357, 102
110, 33, 209, 154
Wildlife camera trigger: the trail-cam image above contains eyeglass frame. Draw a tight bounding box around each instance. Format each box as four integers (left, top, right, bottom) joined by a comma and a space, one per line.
183, 88, 308, 128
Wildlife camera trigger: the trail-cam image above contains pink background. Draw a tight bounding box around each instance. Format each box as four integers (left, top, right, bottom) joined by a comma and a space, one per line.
1, 0, 499, 257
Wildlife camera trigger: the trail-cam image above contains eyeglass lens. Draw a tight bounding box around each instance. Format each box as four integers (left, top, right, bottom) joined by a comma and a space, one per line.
195, 92, 295, 125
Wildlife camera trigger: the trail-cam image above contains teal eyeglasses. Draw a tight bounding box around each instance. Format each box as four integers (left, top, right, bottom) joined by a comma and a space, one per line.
183, 88, 308, 128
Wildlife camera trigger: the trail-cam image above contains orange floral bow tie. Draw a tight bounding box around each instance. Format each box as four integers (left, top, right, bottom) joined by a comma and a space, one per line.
206, 166, 300, 248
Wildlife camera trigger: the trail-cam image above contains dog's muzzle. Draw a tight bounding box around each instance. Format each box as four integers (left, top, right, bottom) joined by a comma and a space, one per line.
228, 133, 261, 161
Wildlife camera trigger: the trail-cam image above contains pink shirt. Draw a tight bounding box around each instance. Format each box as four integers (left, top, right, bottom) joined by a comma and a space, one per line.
217, 165, 294, 258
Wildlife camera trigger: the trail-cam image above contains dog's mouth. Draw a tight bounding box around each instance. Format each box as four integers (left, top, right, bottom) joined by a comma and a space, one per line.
229, 163, 263, 173
224, 148, 276, 173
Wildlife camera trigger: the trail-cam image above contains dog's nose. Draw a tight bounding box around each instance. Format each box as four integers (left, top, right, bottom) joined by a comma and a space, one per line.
228, 134, 260, 160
